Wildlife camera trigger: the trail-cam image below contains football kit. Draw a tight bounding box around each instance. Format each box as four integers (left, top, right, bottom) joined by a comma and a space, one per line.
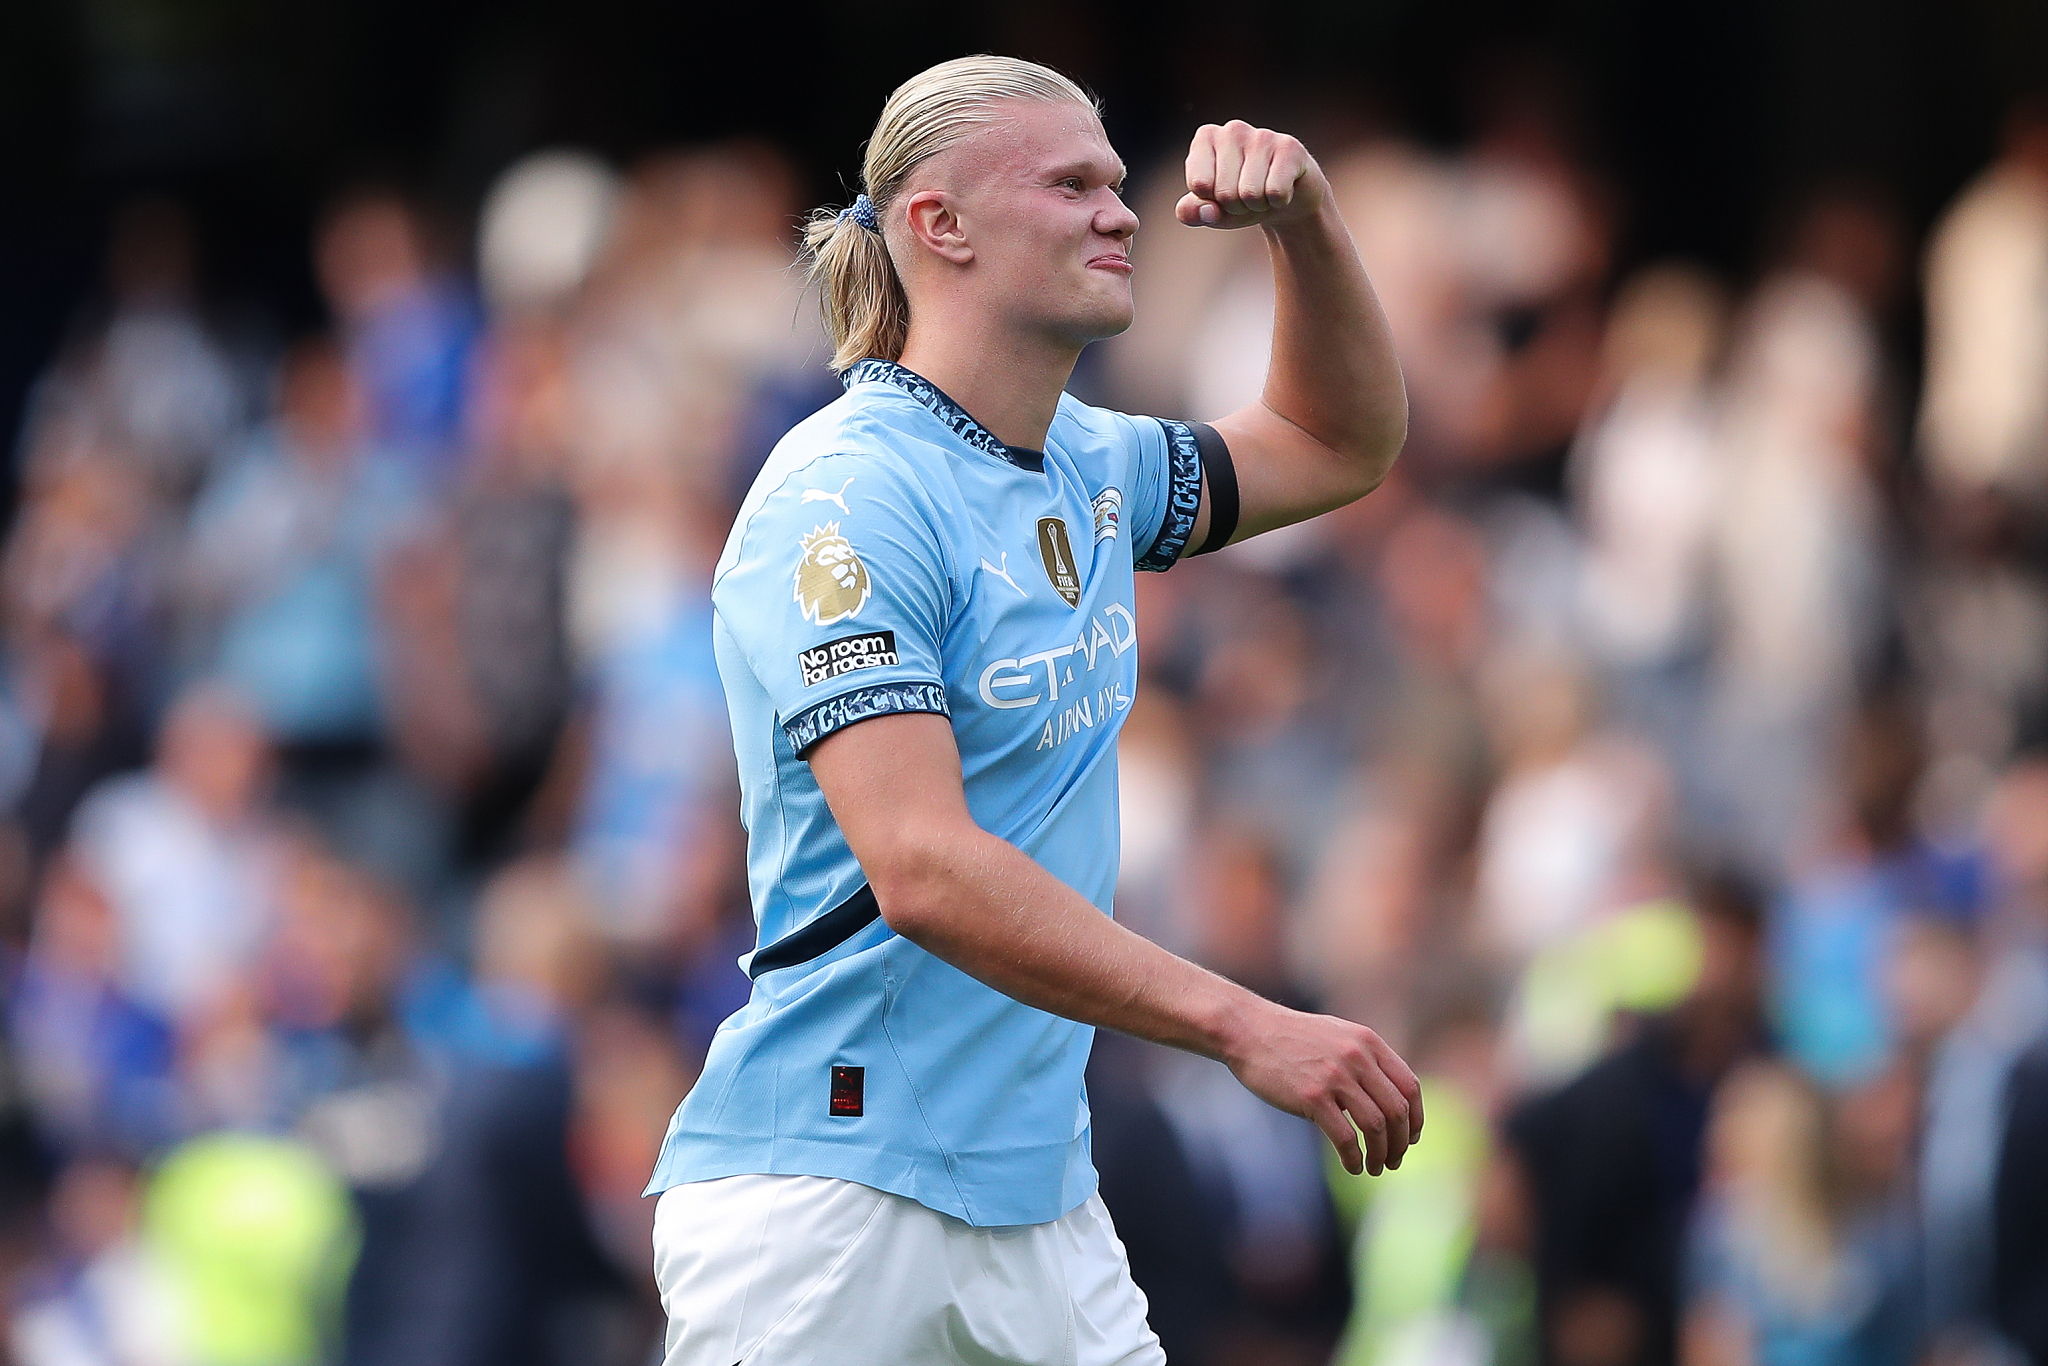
648, 359, 1234, 1364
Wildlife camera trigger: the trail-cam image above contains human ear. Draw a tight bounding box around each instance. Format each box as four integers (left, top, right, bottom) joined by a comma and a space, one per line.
903, 190, 974, 265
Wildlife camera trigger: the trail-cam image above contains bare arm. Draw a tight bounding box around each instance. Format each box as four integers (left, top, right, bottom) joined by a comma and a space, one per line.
1177, 121, 1408, 547
808, 710, 1422, 1175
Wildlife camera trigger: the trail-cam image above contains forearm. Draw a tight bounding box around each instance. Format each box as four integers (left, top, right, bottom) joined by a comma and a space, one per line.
1262, 201, 1407, 478
880, 825, 1267, 1062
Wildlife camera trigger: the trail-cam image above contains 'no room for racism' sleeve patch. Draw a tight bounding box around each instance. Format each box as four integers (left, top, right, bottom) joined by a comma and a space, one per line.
799, 631, 899, 687
716, 452, 951, 758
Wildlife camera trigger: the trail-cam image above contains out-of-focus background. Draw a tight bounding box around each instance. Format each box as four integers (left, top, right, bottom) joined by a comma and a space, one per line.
4, 2, 2048, 1364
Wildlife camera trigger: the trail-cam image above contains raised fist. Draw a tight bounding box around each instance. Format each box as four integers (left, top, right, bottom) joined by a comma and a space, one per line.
1176, 120, 1328, 229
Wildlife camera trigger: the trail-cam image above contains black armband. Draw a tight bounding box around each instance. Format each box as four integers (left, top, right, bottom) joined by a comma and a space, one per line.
1188, 422, 1239, 556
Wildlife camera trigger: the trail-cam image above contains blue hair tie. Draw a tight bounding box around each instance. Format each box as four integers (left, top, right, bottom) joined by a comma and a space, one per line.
838, 194, 879, 233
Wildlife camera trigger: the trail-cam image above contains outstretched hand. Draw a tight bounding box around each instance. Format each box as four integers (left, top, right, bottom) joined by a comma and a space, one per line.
1177, 120, 1328, 229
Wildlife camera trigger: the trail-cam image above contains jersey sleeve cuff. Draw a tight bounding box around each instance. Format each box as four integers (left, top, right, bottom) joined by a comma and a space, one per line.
784, 681, 950, 757
1137, 419, 1205, 572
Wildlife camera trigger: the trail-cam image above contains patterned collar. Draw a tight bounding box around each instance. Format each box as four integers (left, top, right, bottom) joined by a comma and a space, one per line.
842, 358, 1045, 473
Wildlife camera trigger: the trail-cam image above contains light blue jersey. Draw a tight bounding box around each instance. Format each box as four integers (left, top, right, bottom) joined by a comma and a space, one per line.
645, 360, 1226, 1227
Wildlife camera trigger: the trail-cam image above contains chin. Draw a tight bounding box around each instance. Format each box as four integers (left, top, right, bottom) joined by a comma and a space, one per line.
1058, 291, 1137, 345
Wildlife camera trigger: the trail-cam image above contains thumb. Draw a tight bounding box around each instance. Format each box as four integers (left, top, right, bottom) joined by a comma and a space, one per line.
1175, 193, 1222, 227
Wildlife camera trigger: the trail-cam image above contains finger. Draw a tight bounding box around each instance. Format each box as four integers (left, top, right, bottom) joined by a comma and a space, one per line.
1312, 1099, 1364, 1176
1354, 1062, 1411, 1170
1371, 1036, 1426, 1141
1265, 138, 1307, 209
1339, 1083, 1390, 1175
1237, 133, 1276, 212
1184, 124, 1220, 202
1211, 123, 1249, 215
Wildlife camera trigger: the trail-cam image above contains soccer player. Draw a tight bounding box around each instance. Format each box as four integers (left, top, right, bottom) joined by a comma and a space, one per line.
647, 55, 1417, 1366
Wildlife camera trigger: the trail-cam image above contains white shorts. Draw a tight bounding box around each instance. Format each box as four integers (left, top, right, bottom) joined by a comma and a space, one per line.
652, 1174, 1166, 1366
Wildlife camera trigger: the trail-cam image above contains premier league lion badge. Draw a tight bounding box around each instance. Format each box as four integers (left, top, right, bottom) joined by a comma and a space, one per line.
794, 522, 873, 626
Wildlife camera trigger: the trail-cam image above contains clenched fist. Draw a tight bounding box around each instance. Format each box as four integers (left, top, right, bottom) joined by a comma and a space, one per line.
1177, 120, 1328, 229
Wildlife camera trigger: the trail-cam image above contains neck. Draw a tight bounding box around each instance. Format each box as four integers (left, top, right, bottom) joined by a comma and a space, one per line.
895, 316, 1080, 452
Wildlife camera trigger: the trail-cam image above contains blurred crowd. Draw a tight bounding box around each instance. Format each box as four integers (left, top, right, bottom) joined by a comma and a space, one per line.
4, 68, 2048, 1366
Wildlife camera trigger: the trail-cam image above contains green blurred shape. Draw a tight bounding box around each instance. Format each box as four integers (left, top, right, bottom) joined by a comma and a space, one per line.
144, 1133, 361, 1366
1332, 1078, 1492, 1366
1515, 899, 1706, 1081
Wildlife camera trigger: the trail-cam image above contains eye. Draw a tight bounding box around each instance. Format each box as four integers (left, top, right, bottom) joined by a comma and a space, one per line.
1059, 177, 1085, 193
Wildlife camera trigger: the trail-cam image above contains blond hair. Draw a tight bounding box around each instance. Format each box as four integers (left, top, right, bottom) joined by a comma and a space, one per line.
804, 56, 1099, 373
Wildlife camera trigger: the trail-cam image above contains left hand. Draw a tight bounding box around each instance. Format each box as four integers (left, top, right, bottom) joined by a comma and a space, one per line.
1177, 120, 1328, 230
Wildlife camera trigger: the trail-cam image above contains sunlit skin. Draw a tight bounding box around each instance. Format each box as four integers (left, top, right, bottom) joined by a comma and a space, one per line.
816, 99, 1421, 1177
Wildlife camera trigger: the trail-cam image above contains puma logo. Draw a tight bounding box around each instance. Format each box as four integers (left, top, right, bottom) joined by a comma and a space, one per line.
980, 552, 1028, 598
801, 477, 855, 515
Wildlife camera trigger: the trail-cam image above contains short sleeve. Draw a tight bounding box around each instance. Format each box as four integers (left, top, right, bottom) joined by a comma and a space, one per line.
713, 454, 953, 756
1127, 417, 1205, 572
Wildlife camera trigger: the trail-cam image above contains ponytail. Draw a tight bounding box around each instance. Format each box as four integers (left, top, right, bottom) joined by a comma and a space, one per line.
805, 55, 1098, 373
804, 205, 912, 374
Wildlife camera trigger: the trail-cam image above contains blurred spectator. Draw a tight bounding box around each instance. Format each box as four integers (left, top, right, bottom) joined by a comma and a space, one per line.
16, 199, 246, 507
185, 337, 421, 753
143, 1134, 359, 1366
345, 856, 647, 1366
9, 854, 177, 1160
6, 414, 180, 736
1682, 1062, 1917, 1366
1705, 245, 1886, 872
378, 324, 574, 870
1923, 760, 2048, 1355
1767, 699, 1977, 1089
68, 686, 277, 1024
315, 187, 479, 475
1103, 823, 1353, 1366
1472, 648, 1668, 974
1442, 53, 1612, 491
1506, 873, 1766, 1366
477, 153, 622, 321
1332, 979, 1533, 1366
1994, 1035, 2048, 1364
9, 1158, 179, 1366
1569, 266, 1726, 815
1919, 95, 2048, 508
8, 631, 148, 869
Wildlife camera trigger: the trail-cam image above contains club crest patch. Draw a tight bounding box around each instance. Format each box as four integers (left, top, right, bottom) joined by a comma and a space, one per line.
1037, 517, 1082, 608
1091, 488, 1122, 543
794, 522, 872, 627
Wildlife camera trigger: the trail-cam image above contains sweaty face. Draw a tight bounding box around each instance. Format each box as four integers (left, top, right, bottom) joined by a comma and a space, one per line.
936, 101, 1139, 348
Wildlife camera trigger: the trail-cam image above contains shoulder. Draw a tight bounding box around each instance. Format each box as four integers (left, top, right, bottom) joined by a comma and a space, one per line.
1051, 391, 1161, 455
744, 397, 946, 517
717, 397, 960, 592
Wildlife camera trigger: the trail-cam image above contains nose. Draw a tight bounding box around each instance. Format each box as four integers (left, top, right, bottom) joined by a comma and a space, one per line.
1097, 191, 1138, 241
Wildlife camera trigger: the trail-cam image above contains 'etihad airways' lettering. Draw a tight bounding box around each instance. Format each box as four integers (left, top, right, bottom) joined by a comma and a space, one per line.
977, 603, 1137, 710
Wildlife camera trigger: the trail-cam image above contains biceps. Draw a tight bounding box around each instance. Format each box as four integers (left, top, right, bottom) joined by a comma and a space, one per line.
807, 710, 977, 885
1207, 404, 1381, 544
